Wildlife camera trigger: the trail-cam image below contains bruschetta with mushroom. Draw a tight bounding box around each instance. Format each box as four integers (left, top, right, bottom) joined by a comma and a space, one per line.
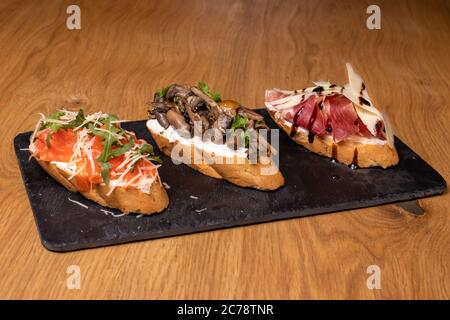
146, 82, 284, 190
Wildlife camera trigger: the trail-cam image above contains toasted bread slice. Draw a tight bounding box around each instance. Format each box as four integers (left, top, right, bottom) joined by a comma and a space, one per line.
37, 159, 169, 214
148, 121, 285, 190
267, 110, 398, 168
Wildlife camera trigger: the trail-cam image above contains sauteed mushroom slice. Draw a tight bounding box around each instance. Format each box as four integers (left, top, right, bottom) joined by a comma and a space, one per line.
154, 112, 170, 129
254, 121, 269, 130
212, 113, 233, 134
186, 95, 206, 112
237, 106, 264, 122
166, 109, 190, 132
190, 87, 221, 118
153, 93, 164, 103
166, 84, 191, 100
148, 101, 172, 119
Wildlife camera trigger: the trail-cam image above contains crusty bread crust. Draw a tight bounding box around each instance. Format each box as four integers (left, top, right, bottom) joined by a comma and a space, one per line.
149, 128, 285, 190
268, 110, 399, 168
37, 160, 169, 214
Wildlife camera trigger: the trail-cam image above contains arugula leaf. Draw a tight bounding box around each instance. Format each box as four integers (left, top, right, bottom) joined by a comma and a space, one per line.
43, 109, 86, 133
156, 85, 171, 98
147, 155, 162, 164
46, 132, 53, 148
100, 114, 118, 124
42, 111, 65, 132
240, 130, 250, 148
110, 137, 134, 158
97, 123, 115, 161
43, 110, 86, 148
137, 143, 162, 164
231, 114, 248, 130
100, 162, 112, 186
71, 109, 85, 127
90, 120, 141, 184
137, 143, 154, 155
231, 115, 250, 148
91, 118, 119, 184
48, 110, 65, 121
198, 81, 221, 102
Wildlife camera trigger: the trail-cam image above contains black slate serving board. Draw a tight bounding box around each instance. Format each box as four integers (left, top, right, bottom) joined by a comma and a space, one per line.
14, 110, 446, 252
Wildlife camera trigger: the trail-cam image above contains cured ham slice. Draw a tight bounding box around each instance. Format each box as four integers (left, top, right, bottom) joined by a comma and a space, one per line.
310, 105, 327, 135
357, 119, 372, 138
265, 89, 290, 103
327, 95, 359, 143
281, 103, 302, 122
293, 96, 317, 129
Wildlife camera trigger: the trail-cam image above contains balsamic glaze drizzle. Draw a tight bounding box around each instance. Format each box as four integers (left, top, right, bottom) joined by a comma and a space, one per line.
331, 144, 337, 159
352, 148, 358, 166
318, 101, 324, 110
359, 96, 371, 106
312, 86, 324, 94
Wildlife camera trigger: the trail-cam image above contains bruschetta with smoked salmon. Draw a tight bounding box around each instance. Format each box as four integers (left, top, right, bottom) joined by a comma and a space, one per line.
29, 109, 169, 214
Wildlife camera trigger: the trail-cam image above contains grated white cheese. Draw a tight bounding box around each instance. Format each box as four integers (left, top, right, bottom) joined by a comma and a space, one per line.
68, 197, 89, 209
100, 209, 126, 218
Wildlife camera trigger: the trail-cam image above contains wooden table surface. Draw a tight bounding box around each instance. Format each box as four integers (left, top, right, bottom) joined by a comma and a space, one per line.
1, 0, 449, 299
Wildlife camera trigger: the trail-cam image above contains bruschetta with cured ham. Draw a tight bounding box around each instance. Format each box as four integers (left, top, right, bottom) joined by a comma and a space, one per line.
265, 64, 399, 168
29, 109, 169, 214
146, 82, 284, 190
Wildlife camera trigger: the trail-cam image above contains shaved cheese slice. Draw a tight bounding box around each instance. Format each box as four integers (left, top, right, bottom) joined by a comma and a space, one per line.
269, 94, 303, 108
271, 88, 297, 95
313, 80, 332, 87
343, 63, 394, 147
343, 63, 378, 115
352, 107, 381, 136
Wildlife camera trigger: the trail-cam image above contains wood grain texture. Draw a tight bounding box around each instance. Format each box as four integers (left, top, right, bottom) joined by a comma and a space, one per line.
0, 0, 449, 299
